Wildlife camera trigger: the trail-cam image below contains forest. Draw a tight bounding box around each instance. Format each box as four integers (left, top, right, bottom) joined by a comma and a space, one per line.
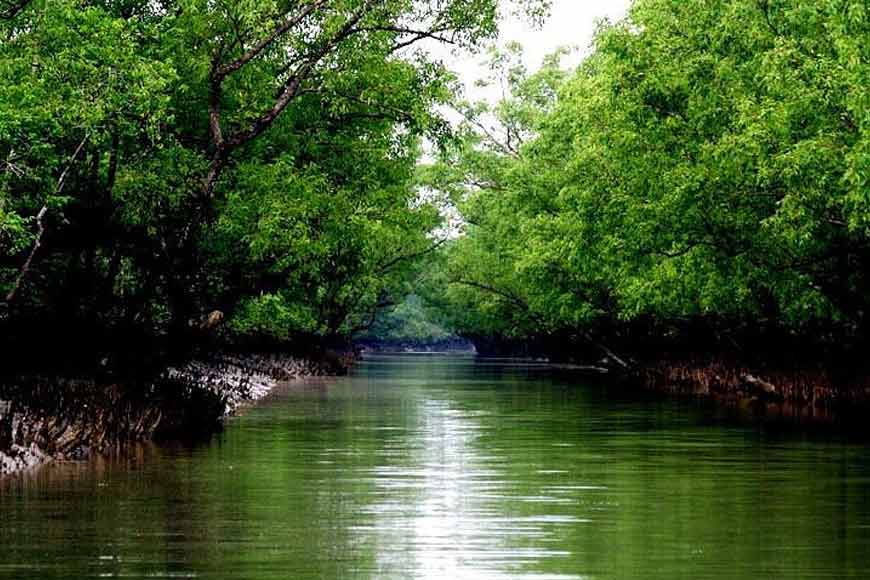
1, 0, 868, 381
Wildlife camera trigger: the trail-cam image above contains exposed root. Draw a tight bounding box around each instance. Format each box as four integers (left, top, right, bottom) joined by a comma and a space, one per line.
636, 357, 870, 421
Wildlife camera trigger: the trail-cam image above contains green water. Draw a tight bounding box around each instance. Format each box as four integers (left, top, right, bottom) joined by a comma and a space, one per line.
2, 355, 870, 579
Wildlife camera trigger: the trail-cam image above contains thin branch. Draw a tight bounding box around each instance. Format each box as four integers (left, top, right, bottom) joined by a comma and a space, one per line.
204, 0, 332, 194
377, 237, 449, 274
452, 277, 632, 370
451, 277, 546, 324
579, 330, 631, 370
456, 107, 521, 158
1, 148, 27, 178
202, 1, 380, 201
4, 205, 46, 303
106, 131, 120, 195
358, 24, 458, 52
756, 0, 781, 36
212, 0, 330, 82
329, 91, 417, 125
228, 1, 378, 150
350, 296, 396, 334
5, 133, 89, 304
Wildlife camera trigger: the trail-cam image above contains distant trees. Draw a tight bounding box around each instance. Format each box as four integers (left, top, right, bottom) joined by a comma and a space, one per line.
357, 294, 456, 346
422, 0, 870, 360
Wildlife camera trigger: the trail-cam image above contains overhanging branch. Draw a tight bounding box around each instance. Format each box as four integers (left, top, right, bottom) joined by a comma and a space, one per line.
203, 0, 381, 200
377, 237, 449, 274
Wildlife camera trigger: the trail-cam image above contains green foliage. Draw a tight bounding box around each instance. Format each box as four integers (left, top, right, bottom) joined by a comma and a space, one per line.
425, 0, 870, 349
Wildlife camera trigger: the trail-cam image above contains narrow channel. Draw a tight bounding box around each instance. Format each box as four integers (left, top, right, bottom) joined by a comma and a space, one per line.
2, 355, 869, 579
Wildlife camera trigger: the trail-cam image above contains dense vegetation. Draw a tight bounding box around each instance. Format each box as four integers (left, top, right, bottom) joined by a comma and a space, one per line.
422, 0, 869, 368
2, 0, 868, 376
0, 0, 546, 372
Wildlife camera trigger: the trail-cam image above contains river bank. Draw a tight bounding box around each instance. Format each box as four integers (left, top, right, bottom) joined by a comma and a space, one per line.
464, 336, 870, 425
0, 351, 353, 476
632, 357, 870, 424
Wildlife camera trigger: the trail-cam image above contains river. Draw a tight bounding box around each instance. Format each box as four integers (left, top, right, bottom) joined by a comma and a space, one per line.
2, 354, 869, 579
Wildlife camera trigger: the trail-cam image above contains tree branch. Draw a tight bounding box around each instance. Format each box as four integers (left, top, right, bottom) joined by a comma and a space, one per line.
350, 295, 396, 335
202, 0, 381, 200
0, 0, 30, 20
356, 24, 458, 52
452, 277, 632, 370
4, 133, 89, 304
456, 107, 521, 158
213, 0, 330, 82
756, 0, 781, 36
451, 277, 546, 324
377, 237, 449, 274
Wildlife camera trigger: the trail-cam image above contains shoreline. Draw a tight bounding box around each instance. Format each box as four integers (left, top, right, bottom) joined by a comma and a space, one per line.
471, 351, 870, 425
5, 351, 867, 476
631, 358, 870, 424
0, 352, 352, 477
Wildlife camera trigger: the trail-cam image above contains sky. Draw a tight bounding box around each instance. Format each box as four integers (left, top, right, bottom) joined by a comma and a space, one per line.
496, 0, 633, 69
452, 0, 633, 102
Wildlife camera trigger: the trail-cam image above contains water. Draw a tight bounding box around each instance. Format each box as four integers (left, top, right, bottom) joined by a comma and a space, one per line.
2, 354, 869, 579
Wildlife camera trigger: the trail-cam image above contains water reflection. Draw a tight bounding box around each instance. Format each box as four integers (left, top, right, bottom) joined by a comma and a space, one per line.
1, 355, 869, 579
355, 397, 581, 579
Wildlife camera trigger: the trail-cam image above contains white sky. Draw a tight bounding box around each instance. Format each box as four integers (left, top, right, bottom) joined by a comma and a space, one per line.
451, 0, 633, 102
497, 0, 632, 69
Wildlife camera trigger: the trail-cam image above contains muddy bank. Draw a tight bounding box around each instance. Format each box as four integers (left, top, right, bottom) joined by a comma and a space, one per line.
464, 330, 870, 424
634, 357, 870, 423
0, 352, 352, 476
166, 351, 352, 415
